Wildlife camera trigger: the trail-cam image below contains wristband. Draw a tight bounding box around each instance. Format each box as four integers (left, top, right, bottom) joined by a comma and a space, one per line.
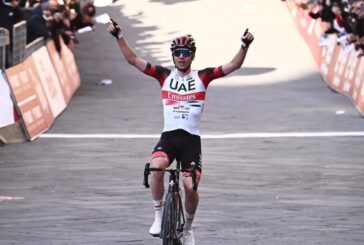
117, 29, 123, 39
241, 40, 248, 50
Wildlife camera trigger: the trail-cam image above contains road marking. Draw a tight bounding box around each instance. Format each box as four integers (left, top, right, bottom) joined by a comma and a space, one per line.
40, 134, 159, 139
39, 132, 364, 139
0, 196, 25, 202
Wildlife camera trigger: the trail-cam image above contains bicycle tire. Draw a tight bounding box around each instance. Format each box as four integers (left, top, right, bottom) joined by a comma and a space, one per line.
162, 193, 180, 245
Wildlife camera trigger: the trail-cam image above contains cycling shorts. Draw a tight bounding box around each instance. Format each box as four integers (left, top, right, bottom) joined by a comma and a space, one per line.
152, 129, 202, 176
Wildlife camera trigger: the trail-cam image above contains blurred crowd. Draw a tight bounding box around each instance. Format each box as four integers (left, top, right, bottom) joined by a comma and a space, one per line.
0, 0, 96, 53
298, 0, 364, 56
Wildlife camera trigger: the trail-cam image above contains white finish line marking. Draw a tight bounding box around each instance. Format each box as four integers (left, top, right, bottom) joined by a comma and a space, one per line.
39, 132, 364, 139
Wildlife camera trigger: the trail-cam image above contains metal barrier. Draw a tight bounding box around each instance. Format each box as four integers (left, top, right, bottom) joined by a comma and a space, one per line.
25, 37, 45, 58
1, 21, 40, 68
0, 28, 10, 70
12, 21, 27, 66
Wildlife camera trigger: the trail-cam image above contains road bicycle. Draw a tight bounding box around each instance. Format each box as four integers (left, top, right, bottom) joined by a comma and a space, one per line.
143, 160, 197, 245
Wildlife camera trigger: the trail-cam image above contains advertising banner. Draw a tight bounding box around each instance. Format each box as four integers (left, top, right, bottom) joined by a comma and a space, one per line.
23, 57, 54, 128
0, 70, 17, 128
31, 46, 67, 118
320, 36, 340, 90
1, 36, 81, 142
5, 63, 51, 140
339, 50, 361, 97
47, 40, 72, 103
60, 37, 80, 95
353, 59, 364, 113
285, 0, 364, 115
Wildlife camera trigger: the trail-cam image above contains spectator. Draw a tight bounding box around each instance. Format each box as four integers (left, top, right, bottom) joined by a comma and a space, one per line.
3, 0, 96, 58
29, 0, 59, 18
50, 6, 77, 52
17, 0, 41, 8
349, 0, 364, 55
0, 0, 25, 35
70, 2, 96, 32
309, 0, 336, 34
304, 0, 364, 55
331, 2, 348, 36
0, 0, 25, 67
26, 5, 52, 43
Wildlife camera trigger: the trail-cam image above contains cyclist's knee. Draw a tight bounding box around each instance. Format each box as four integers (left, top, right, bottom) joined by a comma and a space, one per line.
151, 151, 169, 167
151, 158, 169, 169
182, 169, 201, 179
151, 151, 169, 168
183, 176, 200, 194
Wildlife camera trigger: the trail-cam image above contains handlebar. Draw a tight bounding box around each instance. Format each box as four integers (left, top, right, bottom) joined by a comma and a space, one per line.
143, 162, 198, 191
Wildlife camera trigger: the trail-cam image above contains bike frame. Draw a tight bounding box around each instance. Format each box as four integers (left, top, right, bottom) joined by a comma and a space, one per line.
143, 161, 197, 244
163, 162, 185, 241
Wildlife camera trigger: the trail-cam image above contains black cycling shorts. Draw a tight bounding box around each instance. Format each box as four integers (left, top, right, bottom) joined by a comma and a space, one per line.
152, 129, 202, 173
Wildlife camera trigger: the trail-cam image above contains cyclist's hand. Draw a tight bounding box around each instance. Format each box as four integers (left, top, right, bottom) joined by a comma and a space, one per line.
241, 28, 254, 49
108, 18, 122, 39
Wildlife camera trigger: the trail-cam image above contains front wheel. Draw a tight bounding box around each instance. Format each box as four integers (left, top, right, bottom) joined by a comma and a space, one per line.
162, 193, 181, 245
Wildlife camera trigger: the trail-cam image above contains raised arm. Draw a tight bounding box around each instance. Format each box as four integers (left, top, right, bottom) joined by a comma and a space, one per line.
107, 18, 148, 72
221, 29, 254, 75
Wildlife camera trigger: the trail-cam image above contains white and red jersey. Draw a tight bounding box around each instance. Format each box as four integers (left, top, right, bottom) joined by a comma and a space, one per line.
144, 63, 225, 135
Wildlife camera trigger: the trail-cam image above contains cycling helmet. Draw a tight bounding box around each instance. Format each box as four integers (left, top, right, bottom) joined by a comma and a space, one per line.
170, 34, 196, 53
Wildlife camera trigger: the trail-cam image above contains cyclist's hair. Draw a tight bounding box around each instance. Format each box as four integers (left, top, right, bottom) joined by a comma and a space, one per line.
170, 34, 196, 53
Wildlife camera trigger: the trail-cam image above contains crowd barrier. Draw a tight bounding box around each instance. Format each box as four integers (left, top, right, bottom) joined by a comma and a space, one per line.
0, 37, 80, 143
0, 28, 10, 70
285, 0, 364, 116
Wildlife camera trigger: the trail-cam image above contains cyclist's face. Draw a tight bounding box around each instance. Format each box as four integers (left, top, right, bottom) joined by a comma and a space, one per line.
173, 49, 194, 71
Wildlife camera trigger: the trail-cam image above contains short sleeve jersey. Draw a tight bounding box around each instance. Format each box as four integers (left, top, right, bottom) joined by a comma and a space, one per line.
144, 63, 225, 135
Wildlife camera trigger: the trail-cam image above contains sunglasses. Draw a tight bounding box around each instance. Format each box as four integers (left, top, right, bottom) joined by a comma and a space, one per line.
173, 49, 192, 57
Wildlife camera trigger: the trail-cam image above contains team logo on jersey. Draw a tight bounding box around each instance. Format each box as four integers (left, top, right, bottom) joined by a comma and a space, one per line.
169, 78, 196, 92
162, 91, 206, 105
173, 105, 189, 114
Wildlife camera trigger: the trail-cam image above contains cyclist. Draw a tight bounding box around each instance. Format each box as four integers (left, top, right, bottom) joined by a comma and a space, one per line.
108, 18, 254, 245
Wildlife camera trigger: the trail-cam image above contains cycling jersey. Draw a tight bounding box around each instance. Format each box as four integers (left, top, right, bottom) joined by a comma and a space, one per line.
144, 63, 225, 135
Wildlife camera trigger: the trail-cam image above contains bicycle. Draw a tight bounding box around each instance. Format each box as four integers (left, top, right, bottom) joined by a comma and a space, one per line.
143, 160, 197, 245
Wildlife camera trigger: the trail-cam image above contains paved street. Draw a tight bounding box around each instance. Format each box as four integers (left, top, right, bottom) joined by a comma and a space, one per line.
1, 0, 364, 244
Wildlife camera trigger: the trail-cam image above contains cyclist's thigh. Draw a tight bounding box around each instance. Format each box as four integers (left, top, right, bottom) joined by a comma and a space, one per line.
180, 134, 202, 174
151, 132, 176, 168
